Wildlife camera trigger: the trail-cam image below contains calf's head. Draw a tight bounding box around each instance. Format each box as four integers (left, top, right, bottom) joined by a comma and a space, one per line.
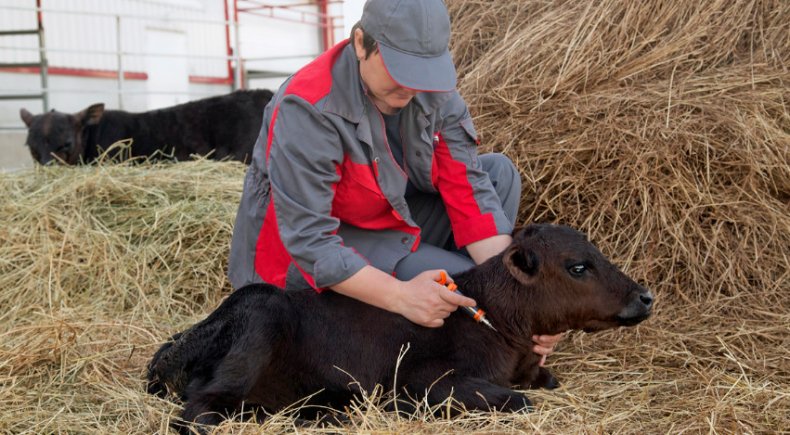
20, 103, 105, 165
502, 224, 653, 334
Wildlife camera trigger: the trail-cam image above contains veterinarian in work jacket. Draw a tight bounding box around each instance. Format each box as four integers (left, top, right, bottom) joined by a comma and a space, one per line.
229, 0, 570, 347
230, 37, 515, 289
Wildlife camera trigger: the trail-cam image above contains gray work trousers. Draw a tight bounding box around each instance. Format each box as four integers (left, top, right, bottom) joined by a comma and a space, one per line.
392, 153, 521, 280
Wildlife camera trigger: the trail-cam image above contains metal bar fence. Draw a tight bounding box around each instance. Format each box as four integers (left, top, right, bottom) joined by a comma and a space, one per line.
0, 1, 343, 130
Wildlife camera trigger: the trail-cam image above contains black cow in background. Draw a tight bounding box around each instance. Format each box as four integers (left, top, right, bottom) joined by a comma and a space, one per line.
19, 89, 273, 165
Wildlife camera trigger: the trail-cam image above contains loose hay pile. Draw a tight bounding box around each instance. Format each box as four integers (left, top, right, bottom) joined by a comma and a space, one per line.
1, 0, 788, 433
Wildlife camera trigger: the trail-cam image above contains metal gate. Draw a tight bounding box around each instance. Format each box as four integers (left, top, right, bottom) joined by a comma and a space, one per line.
0, 0, 344, 124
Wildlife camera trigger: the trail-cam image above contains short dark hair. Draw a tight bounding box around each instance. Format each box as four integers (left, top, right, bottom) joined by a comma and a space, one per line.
350, 21, 378, 59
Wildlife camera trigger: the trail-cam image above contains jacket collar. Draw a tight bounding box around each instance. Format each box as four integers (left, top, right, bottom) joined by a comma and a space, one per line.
323, 42, 365, 123
324, 42, 455, 123
412, 91, 454, 118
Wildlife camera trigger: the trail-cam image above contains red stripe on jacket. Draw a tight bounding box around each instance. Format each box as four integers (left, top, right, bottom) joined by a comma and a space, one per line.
432, 132, 497, 247
254, 41, 347, 288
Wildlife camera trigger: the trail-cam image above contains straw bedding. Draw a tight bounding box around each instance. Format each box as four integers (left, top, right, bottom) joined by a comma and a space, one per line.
1, 0, 787, 433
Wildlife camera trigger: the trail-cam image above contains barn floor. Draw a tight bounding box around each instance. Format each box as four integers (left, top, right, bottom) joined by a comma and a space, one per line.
0, 131, 32, 172
0, 161, 786, 434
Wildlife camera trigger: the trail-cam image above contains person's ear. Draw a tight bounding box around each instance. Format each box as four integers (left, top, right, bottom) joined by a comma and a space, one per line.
353, 28, 366, 61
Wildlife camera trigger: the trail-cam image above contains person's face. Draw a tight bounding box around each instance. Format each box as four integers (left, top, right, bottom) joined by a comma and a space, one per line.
354, 29, 418, 115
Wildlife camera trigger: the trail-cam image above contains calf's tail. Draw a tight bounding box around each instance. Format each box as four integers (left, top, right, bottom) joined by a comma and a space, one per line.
145, 286, 280, 402
146, 332, 183, 397
146, 312, 236, 400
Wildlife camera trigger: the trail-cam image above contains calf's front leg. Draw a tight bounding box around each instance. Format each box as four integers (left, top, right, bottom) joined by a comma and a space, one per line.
528, 367, 560, 390
511, 356, 560, 390
416, 375, 532, 413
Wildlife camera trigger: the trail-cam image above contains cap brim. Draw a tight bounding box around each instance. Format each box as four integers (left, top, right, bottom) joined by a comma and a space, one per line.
378, 42, 457, 93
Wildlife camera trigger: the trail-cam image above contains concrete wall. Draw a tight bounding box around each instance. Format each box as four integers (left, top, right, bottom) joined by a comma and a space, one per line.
0, 70, 229, 171
0, 0, 367, 171
0, 0, 229, 78
0, 131, 31, 171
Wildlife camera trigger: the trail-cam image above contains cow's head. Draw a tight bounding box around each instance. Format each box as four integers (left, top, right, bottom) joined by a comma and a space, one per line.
20, 103, 105, 165
502, 224, 653, 334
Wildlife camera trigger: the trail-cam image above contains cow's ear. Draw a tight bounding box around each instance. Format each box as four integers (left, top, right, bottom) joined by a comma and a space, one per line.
76, 103, 105, 126
503, 244, 539, 286
20, 108, 34, 127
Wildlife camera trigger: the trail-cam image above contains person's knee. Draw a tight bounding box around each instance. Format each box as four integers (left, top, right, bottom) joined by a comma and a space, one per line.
480, 153, 520, 192
478, 153, 521, 225
394, 244, 474, 280
480, 153, 518, 182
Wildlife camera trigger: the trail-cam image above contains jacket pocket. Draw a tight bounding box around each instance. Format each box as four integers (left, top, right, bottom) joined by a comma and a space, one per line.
459, 118, 481, 167
460, 117, 481, 145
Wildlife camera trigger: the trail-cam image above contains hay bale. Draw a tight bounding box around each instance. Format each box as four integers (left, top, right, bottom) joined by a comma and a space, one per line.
449, 0, 789, 302
446, 1, 790, 431
0, 161, 241, 432
0, 0, 788, 433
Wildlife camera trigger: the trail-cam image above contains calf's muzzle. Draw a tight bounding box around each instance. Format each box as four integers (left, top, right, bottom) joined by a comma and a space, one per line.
616, 286, 653, 326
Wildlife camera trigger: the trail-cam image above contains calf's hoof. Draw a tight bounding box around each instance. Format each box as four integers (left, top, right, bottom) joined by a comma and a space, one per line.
294, 410, 350, 428
176, 409, 223, 435
492, 392, 533, 413
531, 367, 560, 390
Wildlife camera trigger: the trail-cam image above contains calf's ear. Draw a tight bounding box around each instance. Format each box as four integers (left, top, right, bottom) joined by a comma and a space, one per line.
76, 103, 105, 126
20, 108, 34, 127
503, 244, 539, 286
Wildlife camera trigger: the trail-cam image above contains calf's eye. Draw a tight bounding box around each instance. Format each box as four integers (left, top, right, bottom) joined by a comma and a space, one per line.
568, 264, 586, 276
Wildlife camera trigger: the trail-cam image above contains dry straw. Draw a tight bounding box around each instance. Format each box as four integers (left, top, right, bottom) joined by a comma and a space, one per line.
1, 0, 788, 433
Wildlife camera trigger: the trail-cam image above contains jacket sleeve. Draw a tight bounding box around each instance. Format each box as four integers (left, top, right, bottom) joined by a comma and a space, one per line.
433, 91, 513, 247
268, 95, 368, 289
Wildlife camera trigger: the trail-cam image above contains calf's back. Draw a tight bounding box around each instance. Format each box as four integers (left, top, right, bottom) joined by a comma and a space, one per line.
20, 89, 273, 165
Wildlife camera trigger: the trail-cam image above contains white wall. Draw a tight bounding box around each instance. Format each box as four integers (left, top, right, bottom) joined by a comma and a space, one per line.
0, 0, 235, 130
0, 0, 366, 117
145, 28, 191, 109
343, 0, 365, 33
0, 0, 353, 170
0, 0, 230, 79
245, 0, 365, 92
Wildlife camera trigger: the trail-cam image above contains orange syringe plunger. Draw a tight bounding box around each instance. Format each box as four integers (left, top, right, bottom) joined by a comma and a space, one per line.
437, 272, 497, 332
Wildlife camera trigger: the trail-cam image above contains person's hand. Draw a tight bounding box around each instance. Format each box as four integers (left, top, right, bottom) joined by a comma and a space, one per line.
532, 333, 565, 366
393, 270, 476, 328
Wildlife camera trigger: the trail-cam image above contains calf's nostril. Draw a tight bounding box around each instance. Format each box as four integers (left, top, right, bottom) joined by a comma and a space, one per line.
639, 293, 654, 307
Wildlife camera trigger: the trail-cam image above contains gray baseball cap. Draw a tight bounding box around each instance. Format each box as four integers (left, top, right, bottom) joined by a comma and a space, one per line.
360, 0, 457, 92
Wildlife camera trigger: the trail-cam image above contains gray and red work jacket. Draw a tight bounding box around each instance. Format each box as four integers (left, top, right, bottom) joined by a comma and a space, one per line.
228, 40, 512, 291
